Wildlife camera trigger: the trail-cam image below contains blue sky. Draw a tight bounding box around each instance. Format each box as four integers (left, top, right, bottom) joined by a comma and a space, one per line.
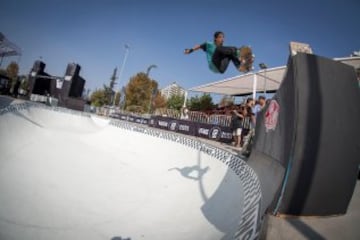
1, 0, 359, 101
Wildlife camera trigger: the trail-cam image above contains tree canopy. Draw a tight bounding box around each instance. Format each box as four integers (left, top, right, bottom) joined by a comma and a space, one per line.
6, 61, 19, 81
125, 72, 158, 113
188, 93, 214, 111
90, 88, 109, 107
166, 94, 184, 110
152, 92, 167, 110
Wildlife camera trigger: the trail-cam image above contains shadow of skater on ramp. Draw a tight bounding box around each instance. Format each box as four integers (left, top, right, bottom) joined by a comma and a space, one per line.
169, 149, 244, 240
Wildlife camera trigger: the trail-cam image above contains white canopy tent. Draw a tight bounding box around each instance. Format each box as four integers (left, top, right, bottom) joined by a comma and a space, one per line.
188, 56, 360, 99
189, 66, 286, 98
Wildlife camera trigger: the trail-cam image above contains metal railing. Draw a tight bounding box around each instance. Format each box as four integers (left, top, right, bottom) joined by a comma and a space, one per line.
91, 106, 232, 127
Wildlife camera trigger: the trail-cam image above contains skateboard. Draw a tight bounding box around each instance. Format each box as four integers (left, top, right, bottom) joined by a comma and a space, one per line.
239, 46, 255, 73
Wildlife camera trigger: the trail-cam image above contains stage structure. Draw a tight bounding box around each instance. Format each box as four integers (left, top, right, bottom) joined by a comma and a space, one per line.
28, 61, 86, 111
0, 32, 22, 93
0, 32, 22, 66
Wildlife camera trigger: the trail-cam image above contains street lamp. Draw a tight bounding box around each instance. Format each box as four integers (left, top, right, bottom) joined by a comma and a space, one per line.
146, 64, 158, 113
259, 63, 268, 95
116, 44, 130, 109
146, 64, 157, 77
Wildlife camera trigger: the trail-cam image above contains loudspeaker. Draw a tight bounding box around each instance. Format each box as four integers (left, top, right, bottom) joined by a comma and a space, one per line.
69, 76, 85, 98
32, 60, 46, 74
65, 63, 81, 80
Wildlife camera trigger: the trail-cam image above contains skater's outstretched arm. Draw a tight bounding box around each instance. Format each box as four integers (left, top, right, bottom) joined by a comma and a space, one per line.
184, 44, 204, 54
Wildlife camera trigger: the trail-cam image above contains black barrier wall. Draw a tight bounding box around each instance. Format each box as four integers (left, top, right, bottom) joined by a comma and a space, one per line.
150, 116, 233, 143
248, 53, 360, 217
111, 114, 233, 143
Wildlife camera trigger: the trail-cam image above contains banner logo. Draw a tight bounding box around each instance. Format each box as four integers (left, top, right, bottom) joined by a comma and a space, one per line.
209, 127, 222, 140
168, 121, 178, 131
265, 100, 280, 132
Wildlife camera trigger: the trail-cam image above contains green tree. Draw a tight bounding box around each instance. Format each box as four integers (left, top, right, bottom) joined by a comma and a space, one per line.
103, 84, 113, 105
219, 95, 234, 108
101, 67, 118, 105
188, 93, 214, 111
114, 91, 121, 106
6, 61, 19, 80
167, 94, 184, 110
125, 72, 158, 113
6, 61, 19, 89
152, 92, 167, 109
199, 93, 214, 110
90, 88, 109, 107
188, 95, 201, 111
19, 75, 29, 94
110, 67, 117, 90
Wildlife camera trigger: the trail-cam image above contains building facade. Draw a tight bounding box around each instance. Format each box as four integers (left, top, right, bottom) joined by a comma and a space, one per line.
160, 82, 185, 99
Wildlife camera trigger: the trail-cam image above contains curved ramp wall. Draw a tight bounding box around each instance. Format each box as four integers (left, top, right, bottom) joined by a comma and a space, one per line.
248, 53, 360, 216
0, 102, 262, 240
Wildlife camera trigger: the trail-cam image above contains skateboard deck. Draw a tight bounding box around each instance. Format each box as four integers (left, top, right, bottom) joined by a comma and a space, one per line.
239, 46, 255, 73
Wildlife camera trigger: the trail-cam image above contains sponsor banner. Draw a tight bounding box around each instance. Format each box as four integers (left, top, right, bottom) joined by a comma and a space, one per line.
219, 126, 233, 143
155, 117, 170, 129
197, 124, 213, 139
196, 123, 232, 143
177, 121, 194, 135
115, 114, 149, 125
150, 116, 196, 136
122, 115, 232, 143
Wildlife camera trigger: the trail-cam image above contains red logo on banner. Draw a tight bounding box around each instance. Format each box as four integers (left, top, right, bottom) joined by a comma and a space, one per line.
265, 100, 280, 132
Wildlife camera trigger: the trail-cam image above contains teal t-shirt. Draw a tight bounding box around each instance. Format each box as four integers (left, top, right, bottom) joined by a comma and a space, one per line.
201, 41, 219, 73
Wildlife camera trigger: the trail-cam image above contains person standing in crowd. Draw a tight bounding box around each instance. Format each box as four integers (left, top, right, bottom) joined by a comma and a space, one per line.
245, 97, 255, 109
180, 107, 189, 120
230, 106, 244, 148
241, 106, 255, 147
253, 96, 266, 118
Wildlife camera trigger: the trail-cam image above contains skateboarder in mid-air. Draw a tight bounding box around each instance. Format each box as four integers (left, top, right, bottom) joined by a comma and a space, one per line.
184, 31, 254, 73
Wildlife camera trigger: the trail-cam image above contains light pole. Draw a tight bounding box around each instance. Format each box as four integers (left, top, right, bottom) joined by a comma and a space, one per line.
183, 90, 188, 108
116, 44, 130, 109
259, 63, 268, 95
146, 64, 157, 77
146, 64, 158, 113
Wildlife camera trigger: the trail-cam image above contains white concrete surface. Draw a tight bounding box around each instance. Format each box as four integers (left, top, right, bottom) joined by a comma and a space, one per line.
0, 104, 246, 240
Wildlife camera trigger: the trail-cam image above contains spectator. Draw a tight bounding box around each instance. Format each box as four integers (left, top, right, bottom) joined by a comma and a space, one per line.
12, 77, 21, 98
246, 97, 255, 109
180, 107, 189, 120
241, 106, 255, 147
230, 106, 244, 148
253, 96, 266, 118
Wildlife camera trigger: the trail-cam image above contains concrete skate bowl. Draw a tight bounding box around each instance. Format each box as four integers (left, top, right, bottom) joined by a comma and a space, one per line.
0, 101, 261, 240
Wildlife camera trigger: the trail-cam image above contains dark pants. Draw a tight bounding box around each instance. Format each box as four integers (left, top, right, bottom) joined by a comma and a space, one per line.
212, 46, 241, 73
